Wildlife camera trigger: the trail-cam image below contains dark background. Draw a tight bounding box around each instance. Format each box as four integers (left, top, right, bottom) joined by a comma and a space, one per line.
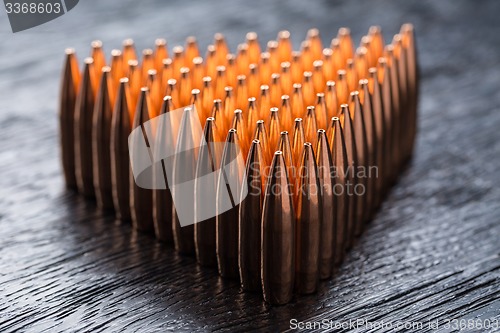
0, 0, 499, 331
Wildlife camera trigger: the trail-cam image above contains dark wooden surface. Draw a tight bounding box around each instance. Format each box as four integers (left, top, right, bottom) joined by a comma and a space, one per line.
1, 0, 499, 332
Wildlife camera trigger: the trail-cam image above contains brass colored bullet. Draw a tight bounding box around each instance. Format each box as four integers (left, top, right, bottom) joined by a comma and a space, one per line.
237, 44, 249, 77
202, 77, 214, 119
195, 117, 222, 266
130, 87, 155, 232
59, 48, 81, 190
128, 60, 141, 108
322, 48, 334, 82
340, 104, 357, 248
300, 40, 312, 72
312, 60, 324, 93
280, 62, 292, 95
110, 50, 123, 91
223, 86, 235, 132
329, 117, 348, 264
226, 54, 237, 88
267, 40, 280, 74
270, 73, 282, 107
167, 78, 179, 108
239, 139, 265, 291
261, 151, 295, 305
215, 65, 227, 100
259, 52, 271, 84
336, 69, 349, 105
92, 66, 115, 210
217, 129, 245, 278
385, 45, 402, 173
75, 57, 96, 197
316, 129, 335, 279
378, 58, 395, 186
232, 109, 250, 158
110, 78, 133, 221
337, 27, 354, 64
294, 142, 321, 294
172, 45, 185, 80
179, 67, 192, 107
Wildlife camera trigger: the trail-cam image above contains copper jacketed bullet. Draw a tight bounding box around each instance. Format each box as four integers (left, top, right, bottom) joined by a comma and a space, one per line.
153, 96, 177, 243
350, 91, 368, 235
59, 48, 80, 190
217, 129, 245, 279
316, 129, 335, 279
194, 117, 221, 266
295, 142, 321, 294
340, 104, 357, 248
262, 151, 295, 305
110, 78, 133, 221
130, 88, 154, 232
329, 117, 348, 264
172, 107, 201, 254
74, 57, 96, 197
92, 67, 115, 211
239, 139, 266, 291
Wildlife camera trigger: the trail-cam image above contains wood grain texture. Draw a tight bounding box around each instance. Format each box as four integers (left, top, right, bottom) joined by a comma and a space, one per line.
0, 0, 499, 331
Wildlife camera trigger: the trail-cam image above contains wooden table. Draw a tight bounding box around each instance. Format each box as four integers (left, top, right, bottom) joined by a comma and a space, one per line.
0, 0, 499, 331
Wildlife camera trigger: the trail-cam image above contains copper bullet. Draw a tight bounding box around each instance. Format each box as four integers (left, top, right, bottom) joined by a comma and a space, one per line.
152, 96, 176, 243
92, 66, 115, 210
294, 142, 321, 294
247, 97, 258, 133
154, 38, 168, 72
300, 41, 312, 72
215, 66, 227, 100
110, 50, 124, 91
226, 54, 237, 87
338, 27, 354, 63
59, 48, 80, 190
195, 117, 221, 266
110, 78, 133, 221
280, 95, 293, 131
236, 75, 248, 111
302, 71, 315, 107
340, 104, 357, 248
270, 73, 282, 107
280, 62, 292, 95
291, 51, 303, 83
172, 107, 202, 255
292, 118, 305, 169
141, 48, 155, 82
316, 129, 335, 279
179, 67, 192, 107
277, 131, 294, 184
74, 57, 96, 197
322, 48, 334, 82
259, 52, 271, 84
237, 44, 249, 76
217, 129, 245, 279
248, 64, 260, 99
359, 79, 377, 220
315, 93, 328, 130
127, 60, 141, 108
350, 91, 368, 235
254, 120, 271, 166
368, 67, 385, 208
267, 40, 280, 74
277, 30, 292, 62
192, 57, 204, 90
329, 117, 348, 264
239, 139, 265, 291
246, 32, 261, 64
232, 109, 250, 158
378, 58, 395, 186
202, 77, 214, 118
130, 88, 154, 232
385, 45, 402, 173
268, 107, 281, 151
214, 33, 229, 65
261, 151, 295, 305
308, 28, 323, 61
185, 36, 200, 66
312, 60, 324, 93
172, 46, 185, 80
291, 83, 304, 120
90, 40, 106, 86
205, 44, 217, 79
122, 39, 137, 71
325, 80, 338, 118
304, 106, 318, 145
